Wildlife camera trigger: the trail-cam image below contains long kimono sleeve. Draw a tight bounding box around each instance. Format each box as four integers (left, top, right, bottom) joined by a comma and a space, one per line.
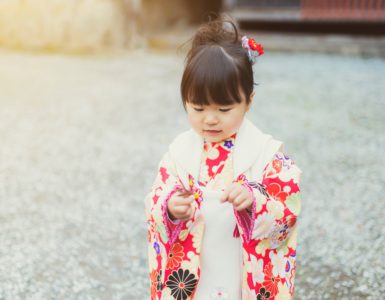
240, 151, 302, 299
236, 151, 302, 247
253, 151, 302, 248
144, 151, 186, 246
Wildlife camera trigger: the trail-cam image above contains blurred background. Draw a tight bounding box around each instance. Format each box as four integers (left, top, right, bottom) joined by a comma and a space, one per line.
0, 1, 384, 299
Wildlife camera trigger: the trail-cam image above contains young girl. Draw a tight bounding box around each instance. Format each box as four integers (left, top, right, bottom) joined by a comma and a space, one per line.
144, 17, 302, 300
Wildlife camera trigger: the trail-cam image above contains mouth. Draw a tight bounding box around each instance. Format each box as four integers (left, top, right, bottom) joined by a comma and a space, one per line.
203, 129, 222, 136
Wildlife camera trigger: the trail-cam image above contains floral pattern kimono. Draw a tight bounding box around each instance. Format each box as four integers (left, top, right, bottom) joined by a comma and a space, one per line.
144, 118, 303, 300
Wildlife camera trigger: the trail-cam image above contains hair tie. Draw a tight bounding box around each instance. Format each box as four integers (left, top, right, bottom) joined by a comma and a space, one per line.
241, 36, 264, 65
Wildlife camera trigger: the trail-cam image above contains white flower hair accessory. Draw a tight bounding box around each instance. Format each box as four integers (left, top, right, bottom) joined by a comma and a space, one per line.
241, 35, 264, 65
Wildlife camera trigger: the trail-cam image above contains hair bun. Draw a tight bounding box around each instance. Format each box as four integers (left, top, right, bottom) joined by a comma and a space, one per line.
190, 16, 240, 50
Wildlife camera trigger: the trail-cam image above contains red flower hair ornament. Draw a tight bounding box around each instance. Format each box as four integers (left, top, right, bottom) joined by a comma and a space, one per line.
241, 35, 264, 65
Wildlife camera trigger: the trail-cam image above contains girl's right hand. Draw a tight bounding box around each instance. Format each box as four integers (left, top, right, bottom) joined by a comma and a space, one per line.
167, 189, 195, 222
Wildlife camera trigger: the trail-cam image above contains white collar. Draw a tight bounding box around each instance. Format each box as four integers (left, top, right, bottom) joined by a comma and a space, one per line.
169, 117, 282, 182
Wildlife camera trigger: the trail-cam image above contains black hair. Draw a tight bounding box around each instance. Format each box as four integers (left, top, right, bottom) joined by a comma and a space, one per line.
180, 15, 255, 109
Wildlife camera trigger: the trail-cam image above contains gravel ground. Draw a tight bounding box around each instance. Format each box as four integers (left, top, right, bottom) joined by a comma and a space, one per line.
0, 47, 384, 299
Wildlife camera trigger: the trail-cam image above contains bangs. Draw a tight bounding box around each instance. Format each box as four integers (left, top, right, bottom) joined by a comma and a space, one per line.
181, 46, 243, 107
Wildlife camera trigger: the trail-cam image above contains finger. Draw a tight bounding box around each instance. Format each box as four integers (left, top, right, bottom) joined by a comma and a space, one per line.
174, 204, 191, 216
182, 206, 192, 219
221, 182, 238, 202
172, 191, 185, 203
180, 205, 193, 221
179, 190, 193, 198
233, 194, 245, 207
185, 195, 195, 204
176, 186, 187, 193
175, 195, 194, 205
220, 187, 231, 202
235, 200, 252, 212
175, 189, 191, 198
228, 186, 242, 203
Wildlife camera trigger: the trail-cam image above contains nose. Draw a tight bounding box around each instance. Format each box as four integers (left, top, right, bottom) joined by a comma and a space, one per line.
204, 113, 219, 126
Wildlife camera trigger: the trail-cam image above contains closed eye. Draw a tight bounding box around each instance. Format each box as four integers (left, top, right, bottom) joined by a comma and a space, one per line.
193, 107, 204, 112
219, 108, 232, 112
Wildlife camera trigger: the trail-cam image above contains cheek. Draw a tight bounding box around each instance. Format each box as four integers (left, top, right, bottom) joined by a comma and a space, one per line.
187, 113, 201, 128
225, 111, 245, 129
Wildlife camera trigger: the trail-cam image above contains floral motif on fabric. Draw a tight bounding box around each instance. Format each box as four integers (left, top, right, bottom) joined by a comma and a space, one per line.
198, 133, 236, 189
145, 148, 302, 300
166, 268, 199, 300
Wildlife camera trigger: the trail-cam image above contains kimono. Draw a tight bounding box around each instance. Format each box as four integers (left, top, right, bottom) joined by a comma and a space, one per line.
144, 117, 303, 300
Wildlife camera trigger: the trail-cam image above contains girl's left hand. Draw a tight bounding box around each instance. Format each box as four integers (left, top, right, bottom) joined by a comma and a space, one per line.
220, 182, 253, 211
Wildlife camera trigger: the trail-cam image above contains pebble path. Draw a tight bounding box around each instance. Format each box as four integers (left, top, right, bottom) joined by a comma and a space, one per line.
0, 48, 383, 299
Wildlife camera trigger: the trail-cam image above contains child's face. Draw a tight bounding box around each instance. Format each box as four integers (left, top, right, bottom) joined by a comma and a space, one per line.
185, 91, 254, 143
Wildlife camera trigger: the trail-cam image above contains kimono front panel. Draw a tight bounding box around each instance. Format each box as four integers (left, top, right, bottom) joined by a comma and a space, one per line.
145, 118, 302, 300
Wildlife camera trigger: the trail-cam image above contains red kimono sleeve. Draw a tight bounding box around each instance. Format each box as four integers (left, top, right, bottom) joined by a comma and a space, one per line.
144, 151, 187, 246
234, 151, 302, 246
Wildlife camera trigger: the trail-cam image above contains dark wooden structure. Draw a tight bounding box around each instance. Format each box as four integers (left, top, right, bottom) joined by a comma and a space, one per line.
301, 0, 385, 21
228, 0, 385, 35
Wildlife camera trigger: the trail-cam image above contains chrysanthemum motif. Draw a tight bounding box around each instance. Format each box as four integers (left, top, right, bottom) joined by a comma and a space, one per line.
263, 263, 280, 297
166, 243, 184, 269
166, 269, 198, 300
